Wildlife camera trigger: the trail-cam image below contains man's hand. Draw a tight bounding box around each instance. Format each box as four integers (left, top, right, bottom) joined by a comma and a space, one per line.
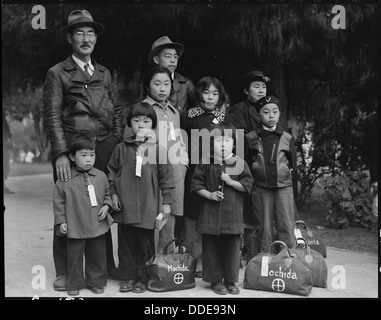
56, 154, 71, 182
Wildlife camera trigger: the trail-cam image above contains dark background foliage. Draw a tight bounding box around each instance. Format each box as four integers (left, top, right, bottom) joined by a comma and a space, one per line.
2, 1, 379, 208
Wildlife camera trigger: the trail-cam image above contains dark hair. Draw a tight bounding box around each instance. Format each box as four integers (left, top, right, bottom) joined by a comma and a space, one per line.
142, 66, 173, 98
194, 76, 228, 108
210, 121, 236, 144
126, 101, 158, 129
68, 134, 96, 156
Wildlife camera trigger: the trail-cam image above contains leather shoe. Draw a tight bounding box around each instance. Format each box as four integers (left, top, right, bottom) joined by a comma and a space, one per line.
211, 282, 228, 295
87, 286, 104, 294
53, 274, 67, 291
119, 279, 137, 293
132, 280, 147, 293
224, 282, 240, 295
68, 289, 79, 296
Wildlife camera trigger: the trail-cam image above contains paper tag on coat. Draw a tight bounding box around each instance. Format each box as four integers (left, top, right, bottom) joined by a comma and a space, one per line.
168, 122, 176, 141
136, 155, 142, 177
88, 185, 98, 207
261, 256, 269, 277
212, 118, 219, 124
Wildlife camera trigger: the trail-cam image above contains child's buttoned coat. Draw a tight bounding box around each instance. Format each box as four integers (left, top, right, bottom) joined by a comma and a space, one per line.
191, 155, 253, 235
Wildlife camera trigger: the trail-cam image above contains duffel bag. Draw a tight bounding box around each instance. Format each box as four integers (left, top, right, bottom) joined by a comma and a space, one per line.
244, 240, 313, 296
294, 220, 327, 258
145, 238, 197, 292
290, 238, 328, 288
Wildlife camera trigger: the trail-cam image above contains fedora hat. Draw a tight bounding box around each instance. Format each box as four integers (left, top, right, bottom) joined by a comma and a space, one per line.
241, 70, 271, 87
147, 36, 184, 65
61, 9, 104, 37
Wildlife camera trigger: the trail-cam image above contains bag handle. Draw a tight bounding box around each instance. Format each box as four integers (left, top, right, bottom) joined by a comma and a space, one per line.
291, 237, 311, 256
294, 220, 309, 230
269, 240, 290, 257
163, 238, 185, 254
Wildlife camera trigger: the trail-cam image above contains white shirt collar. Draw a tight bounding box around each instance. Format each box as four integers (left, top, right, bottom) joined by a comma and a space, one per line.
262, 124, 277, 131
72, 54, 94, 73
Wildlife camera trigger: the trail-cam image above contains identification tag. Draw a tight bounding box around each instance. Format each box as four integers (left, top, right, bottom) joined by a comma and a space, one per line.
261, 256, 269, 277
212, 118, 219, 124
169, 122, 176, 141
88, 185, 98, 207
136, 155, 142, 177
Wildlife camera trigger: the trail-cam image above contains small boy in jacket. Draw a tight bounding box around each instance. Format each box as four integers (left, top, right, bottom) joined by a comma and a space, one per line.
248, 96, 297, 252
53, 134, 113, 296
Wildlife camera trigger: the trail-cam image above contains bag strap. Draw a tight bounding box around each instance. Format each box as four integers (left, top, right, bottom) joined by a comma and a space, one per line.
163, 238, 184, 254
291, 237, 311, 256
295, 220, 309, 230
269, 240, 290, 257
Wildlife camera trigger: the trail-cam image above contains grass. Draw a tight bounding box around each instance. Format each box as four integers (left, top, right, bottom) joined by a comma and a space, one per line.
297, 198, 378, 254
6, 162, 378, 254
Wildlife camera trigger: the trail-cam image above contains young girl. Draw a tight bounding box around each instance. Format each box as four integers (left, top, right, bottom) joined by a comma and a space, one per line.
190, 122, 253, 295
183, 76, 228, 277
142, 66, 188, 254
53, 134, 114, 296
107, 102, 174, 293
227, 70, 270, 260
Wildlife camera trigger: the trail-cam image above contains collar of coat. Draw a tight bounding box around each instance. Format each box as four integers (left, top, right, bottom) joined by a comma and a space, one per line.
71, 166, 98, 178
188, 105, 225, 122
204, 153, 239, 166
123, 134, 157, 145
173, 72, 188, 84
257, 123, 284, 136
143, 96, 177, 114
245, 98, 261, 124
63, 55, 107, 83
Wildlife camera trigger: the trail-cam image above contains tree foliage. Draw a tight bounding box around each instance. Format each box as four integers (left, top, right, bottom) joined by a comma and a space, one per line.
2, 3, 378, 205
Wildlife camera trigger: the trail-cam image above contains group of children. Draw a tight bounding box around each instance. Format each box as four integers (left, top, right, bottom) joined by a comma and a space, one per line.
53, 39, 297, 296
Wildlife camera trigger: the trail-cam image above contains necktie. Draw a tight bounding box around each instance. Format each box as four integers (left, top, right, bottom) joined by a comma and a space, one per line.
84, 63, 92, 80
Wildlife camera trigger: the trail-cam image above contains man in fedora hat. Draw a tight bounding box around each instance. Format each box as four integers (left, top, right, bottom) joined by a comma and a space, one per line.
147, 36, 195, 129
43, 9, 123, 292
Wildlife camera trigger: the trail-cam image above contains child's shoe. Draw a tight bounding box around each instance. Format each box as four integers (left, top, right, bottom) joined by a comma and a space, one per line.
224, 281, 240, 295
68, 289, 79, 296
211, 282, 228, 295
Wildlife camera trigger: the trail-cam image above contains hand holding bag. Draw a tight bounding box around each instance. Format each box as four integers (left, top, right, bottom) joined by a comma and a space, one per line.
294, 220, 327, 258
145, 238, 197, 292
291, 238, 328, 288
244, 240, 313, 296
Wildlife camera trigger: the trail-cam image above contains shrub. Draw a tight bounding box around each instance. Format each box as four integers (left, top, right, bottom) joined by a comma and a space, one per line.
319, 171, 374, 229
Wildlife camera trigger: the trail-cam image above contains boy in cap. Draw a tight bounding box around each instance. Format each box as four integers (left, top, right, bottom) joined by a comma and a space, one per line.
43, 9, 123, 291
147, 36, 195, 129
249, 96, 297, 252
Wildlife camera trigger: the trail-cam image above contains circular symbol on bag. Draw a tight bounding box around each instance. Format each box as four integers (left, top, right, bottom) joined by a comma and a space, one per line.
272, 278, 285, 292
174, 273, 184, 285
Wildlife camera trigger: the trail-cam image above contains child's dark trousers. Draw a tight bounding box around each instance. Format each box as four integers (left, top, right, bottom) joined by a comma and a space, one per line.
201, 233, 241, 284
66, 234, 107, 291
